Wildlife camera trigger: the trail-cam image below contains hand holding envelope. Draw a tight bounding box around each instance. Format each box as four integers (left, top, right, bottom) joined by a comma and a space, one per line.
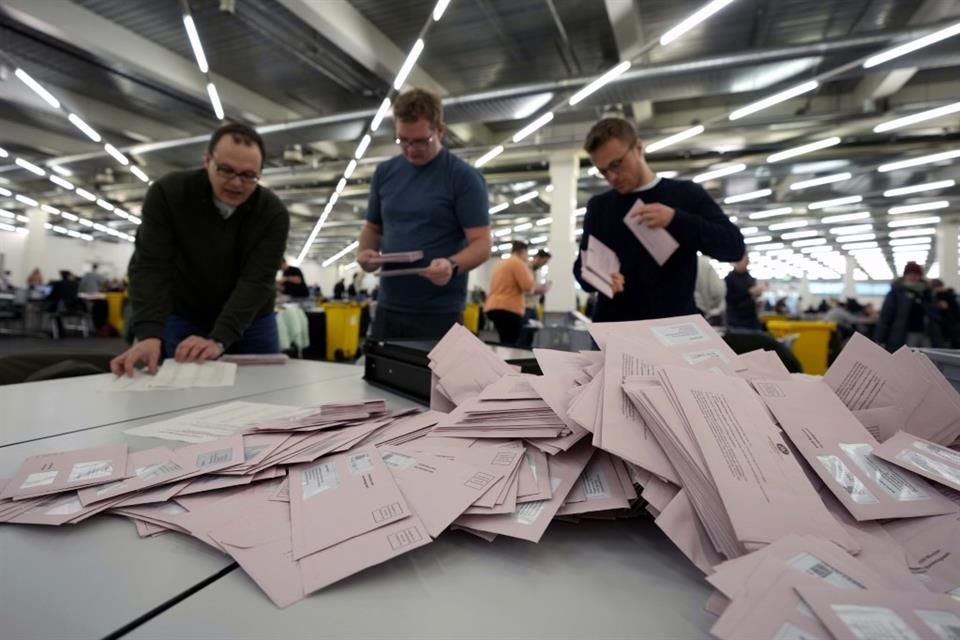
624, 199, 679, 266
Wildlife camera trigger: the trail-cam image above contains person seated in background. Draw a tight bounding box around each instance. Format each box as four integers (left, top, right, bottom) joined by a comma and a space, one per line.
876, 262, 940, 351
694, 254, 725, 325
111, 123, 289, 376
725, 254, 763, 330
278, 258, 309, 298
485, 241, 545, 345
45, 270, 82, 336
79, 263, 105, 294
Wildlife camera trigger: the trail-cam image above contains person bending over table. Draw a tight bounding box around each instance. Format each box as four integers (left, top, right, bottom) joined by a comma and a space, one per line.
111, 123, 289, 376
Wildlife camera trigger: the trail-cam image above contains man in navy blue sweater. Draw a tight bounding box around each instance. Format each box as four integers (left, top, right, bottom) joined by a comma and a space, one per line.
573, 118, 745, 322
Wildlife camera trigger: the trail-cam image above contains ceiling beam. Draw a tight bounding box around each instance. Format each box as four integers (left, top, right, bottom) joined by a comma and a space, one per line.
1, 0, 302, 123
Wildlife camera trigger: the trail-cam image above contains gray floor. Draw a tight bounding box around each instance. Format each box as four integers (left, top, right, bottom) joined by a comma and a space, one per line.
0, 336, 127, 356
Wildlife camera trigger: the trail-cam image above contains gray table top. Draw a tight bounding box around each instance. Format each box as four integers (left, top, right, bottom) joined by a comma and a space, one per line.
0, 360, 360, 448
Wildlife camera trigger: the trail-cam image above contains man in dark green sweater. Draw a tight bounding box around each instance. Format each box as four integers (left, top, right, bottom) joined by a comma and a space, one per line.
111, 123, 289, 376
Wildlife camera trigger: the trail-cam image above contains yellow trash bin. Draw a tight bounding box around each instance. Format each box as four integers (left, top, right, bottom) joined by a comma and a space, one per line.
463, 303, 481, 334
766, 320, 837, 375
321, 302, 364, 361
105, 291, 127, 335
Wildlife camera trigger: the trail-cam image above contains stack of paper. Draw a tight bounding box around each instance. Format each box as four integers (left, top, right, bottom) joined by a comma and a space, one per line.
427, 323, 519, 409
104, 360, 238, 391
579, 235, 620, 299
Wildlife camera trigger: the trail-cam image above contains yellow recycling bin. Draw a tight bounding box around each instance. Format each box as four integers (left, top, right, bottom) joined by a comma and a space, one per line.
105, 291, 127, 335
464, 303, 481, 334
766, 320, 837, 375
321, 302, 364, 361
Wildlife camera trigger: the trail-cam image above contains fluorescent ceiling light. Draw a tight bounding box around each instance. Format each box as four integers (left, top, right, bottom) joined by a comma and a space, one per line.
658, 171, 679, 179
15, 68, 60, 109
77, 218, 94, 227
513, 223, 533, 232
693, 163, 746, 183
738, 226, 760, 235
769, 219, 808, 231
748, 207, 794, 219
0, 147, 7, 158
729, 80, 819, 121
569, 61, 631, 106
513, 191, 539, 204
821, 211, 870, 224
888, 201, 949, 215
890, 227, 937, 238
808, 195, 862, 210
744, 235, 774, 244
335, 178, 347, 194
888, 216, 941, 228
878, 149, 960, 173
493, 228, 511, 237
393, 39, 425, 90
15, 158, 46, 176
644, 125, 705, 154
829, 224, 874, 235
343, 159, 357, 180
863, 21, 960, 69
536, 217, 551, 226
753, 242, 785, 251
883, 180, 955, 197
724, 189, 771, 204
60, 211, 79, 221
48, 164, 72, 177
475, 145, 504, 168
130, 166, 150, 183
321, 241, 360, 267
792, 238, 827, 247
40, 204, 60, 215
840, 233, 876, 243
841, 241, 878, 251
104, 143, 129, 166
354, 134, 372, 160
206, 83, 224, 121
432, 0, 451, 21
182, 15, 209, 73
531, 236, 548, 244
659, 0, 737, 46
370, 98, 392, 132
0, 222, 14, 232
489, 203, 509, 214
575, 207, 587, 216
0, 209, 13, 219
889, 237, 933, 247
75, 188, 96, 202
789, 172, 851, 191
67, 113, 101, 143
512, 112, 554, 143
780, 230, 818, 240
801, 245, 834, 253
15, 194, 39, 207
874, 101, 960, 133
95, 198, 114, 211
767, 136, 841, 163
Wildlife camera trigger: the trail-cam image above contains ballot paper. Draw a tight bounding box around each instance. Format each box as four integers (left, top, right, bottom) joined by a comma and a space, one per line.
376, 267, 429, 277
623, 199, 679, 266
369, 250, 424, 264
124, 401, 312, 443
579, 235, 619, 299
104, 360, 237, 391
219, 354, 289, 365
1, 444, 129, 500
872, 431, 960, 493
754, 377, 958, 521
795, 586, 960, 640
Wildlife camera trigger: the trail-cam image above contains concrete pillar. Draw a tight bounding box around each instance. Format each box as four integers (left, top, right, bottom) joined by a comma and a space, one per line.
843, 256, 857, 298
545, 151, 578, 312
22, 207, 47, 280
936, 221, 959, 289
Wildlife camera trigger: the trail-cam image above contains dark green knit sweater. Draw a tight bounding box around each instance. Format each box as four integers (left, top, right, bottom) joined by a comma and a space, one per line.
128, 169, 289, 349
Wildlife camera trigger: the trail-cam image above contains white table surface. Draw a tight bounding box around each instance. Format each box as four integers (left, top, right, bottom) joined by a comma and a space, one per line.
1, 362, 714, 640
0, 360, 360, 448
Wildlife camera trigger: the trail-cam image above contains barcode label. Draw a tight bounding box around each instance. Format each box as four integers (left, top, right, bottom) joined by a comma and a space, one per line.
20, 470, 58, 490
349, 453, 373, 475
841, 443, 930, 502
382, 452, 416, 469
68, 460, 113, 482
789, 552, 864, 589
913, 441, 960, 467
196, 448, 233, 468
897, 450, 960, 487
136, 462, 184, 482
514, 500, 546, 525
302, 462, 338, 500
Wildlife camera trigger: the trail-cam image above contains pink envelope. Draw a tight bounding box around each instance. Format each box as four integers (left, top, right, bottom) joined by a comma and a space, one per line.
654, 489, 724, 575
871, 430, 960, 493
710, 572, 832, 640
556, 451, 630, 516
77, 447, 187, 505
2, 444, 129, 501
288, 446, 411, 559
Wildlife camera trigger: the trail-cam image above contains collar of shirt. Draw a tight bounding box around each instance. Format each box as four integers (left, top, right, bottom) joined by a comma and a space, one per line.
633, 175, 662, 193
213, 198, 236, 219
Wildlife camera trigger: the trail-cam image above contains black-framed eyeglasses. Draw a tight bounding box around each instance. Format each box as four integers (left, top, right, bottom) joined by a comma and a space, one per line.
395, 135, 434, 150
594, 148, 633, 178
211, 156, 260, 184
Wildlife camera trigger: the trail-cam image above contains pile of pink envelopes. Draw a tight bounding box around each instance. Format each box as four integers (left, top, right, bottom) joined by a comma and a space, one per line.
3, 315, 960, 631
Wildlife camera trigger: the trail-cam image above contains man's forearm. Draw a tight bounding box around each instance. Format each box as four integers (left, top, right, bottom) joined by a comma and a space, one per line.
450, 235, 491, 272
359, 223, 382, 252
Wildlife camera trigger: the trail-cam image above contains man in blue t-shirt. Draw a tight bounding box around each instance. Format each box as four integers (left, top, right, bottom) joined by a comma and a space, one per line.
358, 89, 492, 340
573, 117, 745, 322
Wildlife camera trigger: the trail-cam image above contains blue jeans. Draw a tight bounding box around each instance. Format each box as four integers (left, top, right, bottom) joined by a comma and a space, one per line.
163, 313, 280, 358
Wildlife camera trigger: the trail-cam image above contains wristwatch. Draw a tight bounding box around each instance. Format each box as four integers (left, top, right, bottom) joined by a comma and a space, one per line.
447, 258, 460, 277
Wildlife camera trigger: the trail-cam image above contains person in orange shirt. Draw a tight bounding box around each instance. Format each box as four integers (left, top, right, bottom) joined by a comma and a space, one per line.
484, 241, 545, 344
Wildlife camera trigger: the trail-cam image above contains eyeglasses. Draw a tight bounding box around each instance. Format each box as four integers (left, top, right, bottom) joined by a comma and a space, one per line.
593, 148, 633, 178
211, 156, 260, 184
395, 135, 434, 150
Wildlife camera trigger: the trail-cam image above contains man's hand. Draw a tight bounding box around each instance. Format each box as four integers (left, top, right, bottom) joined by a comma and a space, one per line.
629, 202, 676, 229
110, 338, 162, 377
421, 258, 454, 287
174, 336, 224, 363
357, 249, 380, 273
611, 272, 625, 295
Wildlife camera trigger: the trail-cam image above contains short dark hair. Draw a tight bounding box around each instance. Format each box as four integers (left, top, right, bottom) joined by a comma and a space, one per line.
584, 117, 638, 153
511, 240, 529, 254
393, 89, 443, 127
903, 261, 923, 277
208, 123, 266, 164
535, 249, 551, 259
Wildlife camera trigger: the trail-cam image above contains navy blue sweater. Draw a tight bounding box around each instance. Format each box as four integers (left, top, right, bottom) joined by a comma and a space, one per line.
573, 178, 744, 322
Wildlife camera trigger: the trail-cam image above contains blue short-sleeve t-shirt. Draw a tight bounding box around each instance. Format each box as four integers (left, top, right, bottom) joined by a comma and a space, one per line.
367, 148, 489, 314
